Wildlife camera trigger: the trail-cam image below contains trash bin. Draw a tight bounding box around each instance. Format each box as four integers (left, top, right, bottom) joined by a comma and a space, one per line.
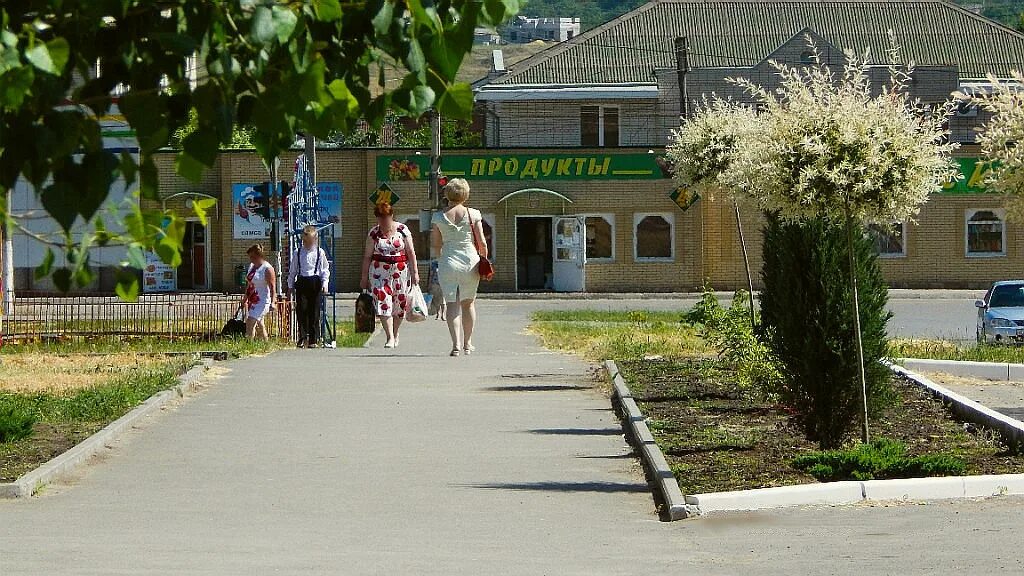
235, 265, 247, 290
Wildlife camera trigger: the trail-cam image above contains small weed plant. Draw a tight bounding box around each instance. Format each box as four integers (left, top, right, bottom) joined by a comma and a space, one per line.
0, 405, 36, 443
792, 438, 966, 481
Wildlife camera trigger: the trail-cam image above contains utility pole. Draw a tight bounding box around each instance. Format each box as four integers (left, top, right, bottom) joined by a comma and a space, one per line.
674, 36, 690, 120
428, 110, 442, 210
267, 157, 283, 297
2, 189, 13, 322
304, 134, 317, 191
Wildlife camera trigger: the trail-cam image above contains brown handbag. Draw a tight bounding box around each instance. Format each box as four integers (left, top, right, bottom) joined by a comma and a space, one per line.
470, 211, 495, 281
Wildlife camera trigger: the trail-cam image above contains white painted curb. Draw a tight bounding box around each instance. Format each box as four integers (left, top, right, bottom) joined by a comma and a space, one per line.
604, 360, 696, 520
687, 482, 864, 513
0, 359, 213, 499
899, 358, 1023, 382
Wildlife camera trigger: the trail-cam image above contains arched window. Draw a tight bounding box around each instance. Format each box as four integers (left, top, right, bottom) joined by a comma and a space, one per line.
966, 209, 1006, 257
585, 215, 614, 261
634, 214, 674, 261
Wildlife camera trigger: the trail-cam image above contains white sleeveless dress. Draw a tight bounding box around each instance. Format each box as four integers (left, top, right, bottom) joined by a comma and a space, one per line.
432, 208, 481, 303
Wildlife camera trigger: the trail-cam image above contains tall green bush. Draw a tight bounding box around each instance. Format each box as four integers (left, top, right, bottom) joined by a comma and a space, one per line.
0, 404, 36, 443
760, 216, 893, 448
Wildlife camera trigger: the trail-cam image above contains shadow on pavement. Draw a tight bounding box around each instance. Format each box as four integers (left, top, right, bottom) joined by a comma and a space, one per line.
483, 385, 588, 392
526, 428, 624, 436
463, 481, 649, 493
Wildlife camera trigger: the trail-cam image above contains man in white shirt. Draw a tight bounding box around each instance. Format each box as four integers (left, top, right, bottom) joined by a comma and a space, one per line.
288, 225, 331, 348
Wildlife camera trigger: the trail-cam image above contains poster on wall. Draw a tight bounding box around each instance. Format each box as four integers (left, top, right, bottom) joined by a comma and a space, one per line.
315, 182, 343, 238
233, 183, 272, 239
236, 182, 343, 239
142, 251, 176, 293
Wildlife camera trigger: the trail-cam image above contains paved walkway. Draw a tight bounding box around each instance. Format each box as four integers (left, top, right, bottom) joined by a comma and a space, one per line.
2, 301, 1024, 575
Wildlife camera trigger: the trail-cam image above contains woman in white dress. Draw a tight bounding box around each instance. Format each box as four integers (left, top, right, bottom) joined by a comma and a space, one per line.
431, 178, 487, 356
240, 243, 278, 341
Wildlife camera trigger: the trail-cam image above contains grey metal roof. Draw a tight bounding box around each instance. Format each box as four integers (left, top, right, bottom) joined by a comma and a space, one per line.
484, 0, 1024, 86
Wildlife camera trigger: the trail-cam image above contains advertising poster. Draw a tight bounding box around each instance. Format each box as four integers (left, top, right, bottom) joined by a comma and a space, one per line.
142, 251, 177, 293
233, 183, 271, 239
314, 182, 343, 238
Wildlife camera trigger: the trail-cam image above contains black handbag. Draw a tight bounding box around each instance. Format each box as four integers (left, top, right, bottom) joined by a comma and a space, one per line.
355, 291, 376, 333
221, 304, 247, 337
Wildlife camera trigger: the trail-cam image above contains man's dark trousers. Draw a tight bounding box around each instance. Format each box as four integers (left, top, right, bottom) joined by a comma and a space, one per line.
295, 276, 322, 346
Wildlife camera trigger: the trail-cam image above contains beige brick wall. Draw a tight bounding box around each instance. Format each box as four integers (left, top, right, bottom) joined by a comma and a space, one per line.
152, 148, 1020, 294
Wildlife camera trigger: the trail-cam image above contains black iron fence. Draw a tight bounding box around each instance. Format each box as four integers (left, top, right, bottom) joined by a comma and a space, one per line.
2, 292, 299, 343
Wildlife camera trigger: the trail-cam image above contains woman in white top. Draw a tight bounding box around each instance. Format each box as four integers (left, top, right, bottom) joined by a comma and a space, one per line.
431, 178, 487, 357
240, 243, 278, 341
288, 225, 331, 348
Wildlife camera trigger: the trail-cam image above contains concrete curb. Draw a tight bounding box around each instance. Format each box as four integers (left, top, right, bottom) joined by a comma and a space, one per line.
899, 357, 1024, 382
0, 359, 214, 499
890, 362, 1024, 451
603, 360, 696, 520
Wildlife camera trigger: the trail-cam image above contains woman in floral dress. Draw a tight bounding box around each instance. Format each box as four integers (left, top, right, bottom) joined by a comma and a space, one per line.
360, 202, 420, 348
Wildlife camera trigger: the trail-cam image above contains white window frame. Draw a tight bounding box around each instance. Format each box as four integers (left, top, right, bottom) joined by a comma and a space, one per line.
868, 221, 908, 259
633, 212, 675, 263
582, 213, 615, 262
965, 208, 1007, 258
580, 106, 620, 147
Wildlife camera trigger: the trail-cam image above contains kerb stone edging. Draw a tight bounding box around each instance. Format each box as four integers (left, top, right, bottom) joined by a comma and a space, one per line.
898, 357, 1024, 382
604, 359, 1024, 516
0, 359, 214, 499
603, 360, 696, 520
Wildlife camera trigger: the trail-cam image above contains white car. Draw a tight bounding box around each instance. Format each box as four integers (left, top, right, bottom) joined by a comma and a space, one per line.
976, 281, 1024, 344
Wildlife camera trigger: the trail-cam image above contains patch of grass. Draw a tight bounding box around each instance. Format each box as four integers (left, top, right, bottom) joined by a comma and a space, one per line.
532, 310, 686, 323
891, 339, 1024, 364
792, 438, 966, 482
0, 356, 194, 481
530, 319, 710, 361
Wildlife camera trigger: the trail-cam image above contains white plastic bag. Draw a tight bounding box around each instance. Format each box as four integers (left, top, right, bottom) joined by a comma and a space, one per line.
407, 285, 429, 323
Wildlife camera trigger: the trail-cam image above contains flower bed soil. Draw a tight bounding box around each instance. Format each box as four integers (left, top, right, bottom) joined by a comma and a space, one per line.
619, 358, 1024, 495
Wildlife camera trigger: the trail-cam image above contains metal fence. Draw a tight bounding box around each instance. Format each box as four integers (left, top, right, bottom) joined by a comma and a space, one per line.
2, 292, 300, 343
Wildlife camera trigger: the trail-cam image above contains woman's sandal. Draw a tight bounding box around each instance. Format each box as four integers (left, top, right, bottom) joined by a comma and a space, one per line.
450, 348, 460, 357
464, 344, 475, 355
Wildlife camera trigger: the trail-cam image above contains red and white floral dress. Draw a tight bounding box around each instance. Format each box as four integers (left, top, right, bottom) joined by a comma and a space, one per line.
368, 224, 413, 318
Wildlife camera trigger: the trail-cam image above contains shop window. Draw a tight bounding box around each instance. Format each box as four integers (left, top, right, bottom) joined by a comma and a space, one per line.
580, 106, 619, 147
398, 216, 431, 260
966, 209, 1006, 257
634, 213, 674, 261
867, 222, 907, 258
585, 215, 614, 261
480, 214, 496, 258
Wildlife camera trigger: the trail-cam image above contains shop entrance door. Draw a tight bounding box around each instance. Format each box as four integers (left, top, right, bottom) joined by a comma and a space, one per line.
552, 216, 585, 292
178, 220, 209, 291
516, 217, 553, 290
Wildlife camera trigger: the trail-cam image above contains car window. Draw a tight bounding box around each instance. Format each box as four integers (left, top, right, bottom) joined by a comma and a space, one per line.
988, 285, 1024, 308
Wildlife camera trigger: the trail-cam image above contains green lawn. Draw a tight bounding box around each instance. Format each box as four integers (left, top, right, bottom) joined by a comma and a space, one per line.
530, 311, 712, 361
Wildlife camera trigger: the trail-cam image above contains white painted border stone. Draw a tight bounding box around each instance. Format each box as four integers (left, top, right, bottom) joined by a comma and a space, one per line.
604, 360, 696, 520
687, 482, 865, 513
899, 358, 1015, 381
0, 359, 213, 499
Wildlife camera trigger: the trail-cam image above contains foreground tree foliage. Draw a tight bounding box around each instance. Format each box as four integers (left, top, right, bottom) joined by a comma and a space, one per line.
760, 216, 893, 449
0, 0, 516, 297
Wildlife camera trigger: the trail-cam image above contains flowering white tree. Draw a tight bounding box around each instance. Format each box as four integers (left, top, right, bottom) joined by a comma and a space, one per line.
671, 39, 959, 443
956, 72, 1024, 215
667, 100, 760, 325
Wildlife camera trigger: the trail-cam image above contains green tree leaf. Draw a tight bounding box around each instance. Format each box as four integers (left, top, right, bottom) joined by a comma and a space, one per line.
115, 267, 141, 302
25, 38, 69, 75
192, 198, 218, 226
313, 0, 344, 22
34, 248, 55, 281
436, 82, 474, 118
0, 66, 33, 109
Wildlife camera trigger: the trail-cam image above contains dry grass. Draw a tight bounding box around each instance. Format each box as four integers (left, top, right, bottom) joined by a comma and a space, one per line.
0, 354, 177, 394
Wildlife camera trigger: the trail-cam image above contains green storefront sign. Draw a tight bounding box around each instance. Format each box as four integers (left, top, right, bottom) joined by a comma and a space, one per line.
377, 153, 668, 182
940, 158, 991, 195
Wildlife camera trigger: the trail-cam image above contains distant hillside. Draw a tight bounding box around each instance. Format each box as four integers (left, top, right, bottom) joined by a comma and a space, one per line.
519, 0, 1023, 31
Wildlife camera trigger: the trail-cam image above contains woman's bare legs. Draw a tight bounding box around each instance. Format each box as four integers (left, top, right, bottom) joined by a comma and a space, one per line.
461, 299, 476, 352
446, 300, 462, 353
380, 316, 395, 346
245, 317, 257, 339
393, 315, 404, 345
246, 317, 269, 341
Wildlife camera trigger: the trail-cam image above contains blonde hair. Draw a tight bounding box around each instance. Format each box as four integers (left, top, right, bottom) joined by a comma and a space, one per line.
302, 225, 317, 238
443, 178, 471, 204
246, 243, 265, 257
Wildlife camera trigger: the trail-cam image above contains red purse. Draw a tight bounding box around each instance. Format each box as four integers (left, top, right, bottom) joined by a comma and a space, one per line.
470, 212, 495, 282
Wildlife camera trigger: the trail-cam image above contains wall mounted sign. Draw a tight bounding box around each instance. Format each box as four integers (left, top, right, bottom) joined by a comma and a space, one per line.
939, 158, 991, 195
369, 182, 401, 205
377, 153, 672, 182
235, 182, 342, 239
142, 250, 176, 293
669, 186, 700, 212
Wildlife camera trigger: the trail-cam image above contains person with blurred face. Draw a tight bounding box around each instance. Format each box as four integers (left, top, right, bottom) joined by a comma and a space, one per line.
360, 202, 420, 348
240, 243, 277, 341
289, 225, 331, 348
